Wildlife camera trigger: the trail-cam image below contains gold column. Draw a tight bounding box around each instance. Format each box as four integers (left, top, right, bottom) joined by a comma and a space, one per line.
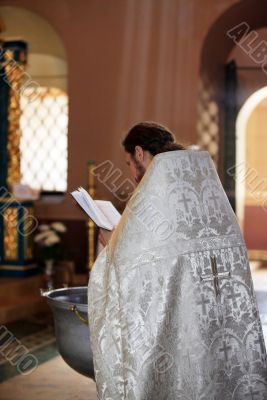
88, 161, 96, 270
3, 207, 18, 261
4, 46, 26, 191
23, 206, 34, 260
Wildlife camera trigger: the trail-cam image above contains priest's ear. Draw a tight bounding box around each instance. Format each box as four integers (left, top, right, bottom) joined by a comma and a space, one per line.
134, 145, 144, 161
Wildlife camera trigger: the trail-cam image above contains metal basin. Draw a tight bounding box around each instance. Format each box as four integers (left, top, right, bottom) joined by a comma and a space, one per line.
42, 286, 94, 379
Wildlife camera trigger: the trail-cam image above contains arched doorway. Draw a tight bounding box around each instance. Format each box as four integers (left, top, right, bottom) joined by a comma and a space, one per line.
236, 87, 267, 252
198, 0, 267, 212
197, 0, 267, 264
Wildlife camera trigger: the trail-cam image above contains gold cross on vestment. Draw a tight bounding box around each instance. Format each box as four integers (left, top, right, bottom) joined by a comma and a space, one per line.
200, 255, 231, 300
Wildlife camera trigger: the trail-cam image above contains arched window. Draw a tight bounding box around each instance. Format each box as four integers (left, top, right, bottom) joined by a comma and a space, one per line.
0, 5, 68, 193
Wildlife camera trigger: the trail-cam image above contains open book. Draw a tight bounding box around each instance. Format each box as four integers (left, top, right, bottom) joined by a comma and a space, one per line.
70, 187, 121, 231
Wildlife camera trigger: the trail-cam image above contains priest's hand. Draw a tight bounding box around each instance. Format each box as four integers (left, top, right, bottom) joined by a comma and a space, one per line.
99, 228, 114, 246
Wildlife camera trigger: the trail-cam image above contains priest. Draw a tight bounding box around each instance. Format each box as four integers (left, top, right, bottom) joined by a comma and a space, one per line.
88, 122, 267, 399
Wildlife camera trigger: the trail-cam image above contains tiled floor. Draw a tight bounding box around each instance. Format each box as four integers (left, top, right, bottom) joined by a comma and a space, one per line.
0, 317, 57, 383
0, 314, 97, 399
0, 356, 97, 400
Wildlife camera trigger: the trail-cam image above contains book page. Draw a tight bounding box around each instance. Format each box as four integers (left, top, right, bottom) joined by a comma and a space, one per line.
71, 187, 121, 230
95, 200, 121, 228
71, 188, 113, 230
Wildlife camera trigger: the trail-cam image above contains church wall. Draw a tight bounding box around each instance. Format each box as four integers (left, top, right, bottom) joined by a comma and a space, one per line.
244, 207, 267, 250
0, 0, 240, 220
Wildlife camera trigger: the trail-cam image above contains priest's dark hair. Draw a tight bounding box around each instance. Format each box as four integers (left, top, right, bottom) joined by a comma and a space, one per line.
122, 121, 186, 156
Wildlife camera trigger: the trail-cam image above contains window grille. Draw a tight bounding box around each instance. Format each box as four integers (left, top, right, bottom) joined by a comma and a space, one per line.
20, 86, 68, 192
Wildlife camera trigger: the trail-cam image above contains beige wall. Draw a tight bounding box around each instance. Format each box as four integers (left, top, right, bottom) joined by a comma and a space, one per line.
243, 97, 267, 249
0, 0, 239, 220
246, 98, 267, 205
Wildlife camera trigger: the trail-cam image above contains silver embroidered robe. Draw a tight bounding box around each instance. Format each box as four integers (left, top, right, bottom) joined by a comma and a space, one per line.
88, 150, 267, 399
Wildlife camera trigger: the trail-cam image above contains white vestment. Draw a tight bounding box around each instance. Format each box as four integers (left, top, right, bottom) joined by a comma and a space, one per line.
88, 150, 267, 399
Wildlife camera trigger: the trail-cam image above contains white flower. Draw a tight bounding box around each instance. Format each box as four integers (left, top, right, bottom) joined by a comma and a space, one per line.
51, 222, 67, 233
34, 231, 50, 242
44, 234, 60, 246
45, 230, 58, 238
39, 224, 50, 231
